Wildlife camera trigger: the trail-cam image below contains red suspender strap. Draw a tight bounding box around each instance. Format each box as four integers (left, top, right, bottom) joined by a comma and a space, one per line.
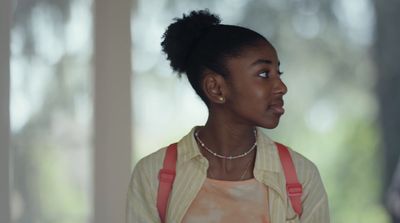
157, 143, 177, 223
275, 142, 303, 216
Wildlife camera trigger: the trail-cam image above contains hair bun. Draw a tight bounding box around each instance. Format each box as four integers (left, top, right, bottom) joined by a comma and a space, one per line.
161, 9, 221, 74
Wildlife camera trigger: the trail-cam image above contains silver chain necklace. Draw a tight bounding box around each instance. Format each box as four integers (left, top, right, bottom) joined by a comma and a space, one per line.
194, 129, 257, 160
239, 157, 254, 180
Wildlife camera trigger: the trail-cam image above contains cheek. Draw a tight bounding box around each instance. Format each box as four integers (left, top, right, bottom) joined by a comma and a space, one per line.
247, 83, 274, 102
233, 86, 272, 109
253, 86, 270, 98
226, 77, 273, 107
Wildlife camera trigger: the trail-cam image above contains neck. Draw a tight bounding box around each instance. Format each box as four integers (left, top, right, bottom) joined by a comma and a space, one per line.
198, 114, 257, 157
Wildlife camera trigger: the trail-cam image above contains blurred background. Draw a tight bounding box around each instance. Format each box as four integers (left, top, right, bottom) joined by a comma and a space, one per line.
1, 0, 400, 222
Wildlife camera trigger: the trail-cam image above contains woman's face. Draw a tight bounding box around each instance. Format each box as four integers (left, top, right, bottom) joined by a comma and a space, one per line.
222, 40, 287, 129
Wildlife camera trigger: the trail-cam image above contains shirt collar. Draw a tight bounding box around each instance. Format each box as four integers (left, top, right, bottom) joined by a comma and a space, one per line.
177, 126, 203, 163
254, 127, 282, 173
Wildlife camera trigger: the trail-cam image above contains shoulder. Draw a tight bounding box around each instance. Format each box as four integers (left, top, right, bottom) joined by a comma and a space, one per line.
128, 146, 171, 196
126, 146, 171, 222
132, 146, 168, 179
127, 145, 170, 206
288, 148, 318, 175
130, 127, 196, 185
286, 147, 321, 181
284, 145, 328, 201
285, 146, 330, 221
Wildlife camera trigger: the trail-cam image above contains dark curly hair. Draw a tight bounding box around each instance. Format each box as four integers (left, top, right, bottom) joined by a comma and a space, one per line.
161, 9, 269, 105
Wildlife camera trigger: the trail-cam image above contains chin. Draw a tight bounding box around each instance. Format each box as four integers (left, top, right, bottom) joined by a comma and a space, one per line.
259, 119, 280, 129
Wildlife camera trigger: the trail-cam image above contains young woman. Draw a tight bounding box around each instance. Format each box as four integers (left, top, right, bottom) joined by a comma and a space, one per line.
127, 10, 329, 223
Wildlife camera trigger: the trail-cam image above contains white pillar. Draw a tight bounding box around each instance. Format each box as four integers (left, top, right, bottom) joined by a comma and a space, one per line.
0, 0, 11, 222
93, 0, 132, 223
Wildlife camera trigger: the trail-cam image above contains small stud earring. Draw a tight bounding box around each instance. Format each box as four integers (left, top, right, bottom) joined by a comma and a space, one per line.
219, 97, 225, 102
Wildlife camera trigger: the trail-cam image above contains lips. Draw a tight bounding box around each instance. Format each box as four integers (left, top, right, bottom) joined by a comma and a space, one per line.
268, 99, 285, 115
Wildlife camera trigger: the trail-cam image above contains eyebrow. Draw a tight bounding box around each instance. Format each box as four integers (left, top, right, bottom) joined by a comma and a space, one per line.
251, 59, 280, 66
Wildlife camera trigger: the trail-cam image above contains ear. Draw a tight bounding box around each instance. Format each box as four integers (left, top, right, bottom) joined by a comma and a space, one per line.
202, 71, 227, 104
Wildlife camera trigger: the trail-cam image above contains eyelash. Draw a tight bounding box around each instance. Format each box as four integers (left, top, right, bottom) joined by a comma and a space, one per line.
258, 71, 284, 78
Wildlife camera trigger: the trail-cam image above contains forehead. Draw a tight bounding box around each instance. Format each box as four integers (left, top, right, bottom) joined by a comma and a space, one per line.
225, 41, 279, 69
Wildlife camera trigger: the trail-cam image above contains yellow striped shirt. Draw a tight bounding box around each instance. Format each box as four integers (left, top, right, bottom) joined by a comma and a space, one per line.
126, 127, 330, 223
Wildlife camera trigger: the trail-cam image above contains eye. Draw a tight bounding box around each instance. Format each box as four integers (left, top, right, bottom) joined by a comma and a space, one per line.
258, 71, 270, 78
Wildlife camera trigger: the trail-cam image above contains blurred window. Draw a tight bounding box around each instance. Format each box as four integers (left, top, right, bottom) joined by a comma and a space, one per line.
11, 0, 93, 222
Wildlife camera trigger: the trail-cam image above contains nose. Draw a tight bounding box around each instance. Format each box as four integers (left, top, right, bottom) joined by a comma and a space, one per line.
274, 78, 288, 95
